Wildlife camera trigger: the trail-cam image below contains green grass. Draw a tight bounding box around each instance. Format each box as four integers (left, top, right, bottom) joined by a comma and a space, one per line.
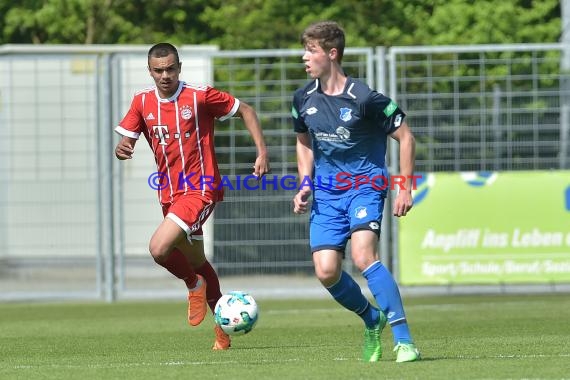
1, 294, 569, 379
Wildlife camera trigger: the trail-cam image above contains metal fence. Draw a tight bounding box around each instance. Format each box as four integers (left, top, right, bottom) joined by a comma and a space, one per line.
0, 43, 568, 301
206, 48, 373, 279
388, 44, 570, 172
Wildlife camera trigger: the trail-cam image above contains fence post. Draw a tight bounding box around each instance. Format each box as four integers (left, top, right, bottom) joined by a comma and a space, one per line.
97, 53, 116, 302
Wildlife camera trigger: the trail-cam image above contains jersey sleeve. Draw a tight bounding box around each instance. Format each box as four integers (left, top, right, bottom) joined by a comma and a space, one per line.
291, 89, 308, 133
204, 87, 239, 121
365, 91, 406, 135
115, 95, 145, 139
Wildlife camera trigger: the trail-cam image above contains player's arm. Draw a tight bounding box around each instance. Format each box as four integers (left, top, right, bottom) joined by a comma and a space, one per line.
293, 132, 313, 214
114, 95, 144, 160
115, 136, 137, 160
235, 101, 270, 178
389, 121, 416, 217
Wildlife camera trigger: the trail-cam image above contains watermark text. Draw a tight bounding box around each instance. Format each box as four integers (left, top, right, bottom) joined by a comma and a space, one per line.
147, 172, 421, 192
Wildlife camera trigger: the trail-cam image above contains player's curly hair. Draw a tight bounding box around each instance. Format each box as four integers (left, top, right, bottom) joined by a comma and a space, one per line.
148, 42, 180, 65
301, 21, 345, 64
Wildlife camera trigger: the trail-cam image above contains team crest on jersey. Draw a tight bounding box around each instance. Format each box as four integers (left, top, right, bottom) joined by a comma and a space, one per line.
336, 126, 350, 140
339, 107, 352, 122
180, 105, 192, 120
354, 206, 368, 219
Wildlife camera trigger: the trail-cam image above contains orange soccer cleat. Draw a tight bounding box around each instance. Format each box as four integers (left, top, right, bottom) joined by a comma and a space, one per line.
212, 325, 231, 350
187, 275, 207, 326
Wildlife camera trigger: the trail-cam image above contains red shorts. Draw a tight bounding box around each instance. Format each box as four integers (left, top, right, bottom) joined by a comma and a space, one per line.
161, 194, 216, 240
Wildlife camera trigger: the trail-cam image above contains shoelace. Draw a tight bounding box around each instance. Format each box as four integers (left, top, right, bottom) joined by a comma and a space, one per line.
393, 343, 411, 352
364, 326, 380, 344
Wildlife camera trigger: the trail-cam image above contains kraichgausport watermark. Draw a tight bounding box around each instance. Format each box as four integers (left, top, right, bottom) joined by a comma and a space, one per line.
147, 172, 422, 192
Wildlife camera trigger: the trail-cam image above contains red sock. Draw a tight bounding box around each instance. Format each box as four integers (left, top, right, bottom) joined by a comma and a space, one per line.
157, 249, 198, 289
195, 261, 222, 313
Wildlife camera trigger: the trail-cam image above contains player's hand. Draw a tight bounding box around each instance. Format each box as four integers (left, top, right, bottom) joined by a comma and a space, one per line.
293, 188, 312, 214
252, 152, 270, 178
115, 139, 134, 160
393, 190, 413, 217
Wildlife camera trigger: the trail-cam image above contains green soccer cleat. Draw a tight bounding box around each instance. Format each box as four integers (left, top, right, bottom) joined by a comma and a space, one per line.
362, 310, 387, 362
393, 342, 421, 363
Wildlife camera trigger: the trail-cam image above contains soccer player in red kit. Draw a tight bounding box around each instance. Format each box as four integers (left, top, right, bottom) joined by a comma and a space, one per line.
114, 42, 269, 350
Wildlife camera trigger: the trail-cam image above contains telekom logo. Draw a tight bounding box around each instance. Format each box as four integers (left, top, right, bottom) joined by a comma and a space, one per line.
152, 125, 169, 146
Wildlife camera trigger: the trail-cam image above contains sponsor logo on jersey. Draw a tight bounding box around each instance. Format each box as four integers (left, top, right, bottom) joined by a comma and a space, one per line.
336, 126, 350, 140
339, 107, 352, 122
314, 132, 342, 142
153, 125, 169, 146
146, 113, 155, 120
306, 107, 318, 115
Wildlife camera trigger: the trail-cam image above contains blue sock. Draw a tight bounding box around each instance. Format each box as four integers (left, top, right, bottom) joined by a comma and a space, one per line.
363, 261, 413, 344
360, 303, 381, 328
326, 271, 378, 327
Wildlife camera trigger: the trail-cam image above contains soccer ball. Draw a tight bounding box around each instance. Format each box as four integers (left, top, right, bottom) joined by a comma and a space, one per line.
214, 291, 258, 336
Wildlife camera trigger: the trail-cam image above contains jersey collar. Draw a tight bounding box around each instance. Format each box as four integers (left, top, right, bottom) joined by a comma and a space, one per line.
155, 81, 184, 102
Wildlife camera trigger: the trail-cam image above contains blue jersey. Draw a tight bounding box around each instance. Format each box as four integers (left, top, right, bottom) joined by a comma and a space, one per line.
292, 77, 405, 198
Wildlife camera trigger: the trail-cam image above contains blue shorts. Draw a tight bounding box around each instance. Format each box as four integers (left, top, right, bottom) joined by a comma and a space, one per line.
309, 189, 385, 253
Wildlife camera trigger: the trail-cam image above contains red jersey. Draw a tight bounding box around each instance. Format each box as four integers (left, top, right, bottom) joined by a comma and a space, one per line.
115, 81, 238, 204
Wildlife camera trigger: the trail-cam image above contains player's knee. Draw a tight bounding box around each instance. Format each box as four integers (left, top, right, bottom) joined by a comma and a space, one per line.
352, 252, 377, 272
314, 266, 339, 286
149, 240, 170, 264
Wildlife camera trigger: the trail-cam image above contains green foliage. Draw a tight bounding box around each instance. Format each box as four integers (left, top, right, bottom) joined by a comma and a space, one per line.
200, 0, 311, 49
0, 0, 213, 44
418, 0, 561, 45
0, 0, 561, 46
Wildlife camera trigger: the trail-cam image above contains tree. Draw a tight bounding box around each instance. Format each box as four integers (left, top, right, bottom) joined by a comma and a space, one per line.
198, 0, 561, 49
414, 0, 560, 45
2, 0, 137, 44
0, 0, 562, 46
0, 0, 213, 44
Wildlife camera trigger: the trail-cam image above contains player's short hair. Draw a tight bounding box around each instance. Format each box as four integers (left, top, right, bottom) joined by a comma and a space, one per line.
148, 43, 180, 65
301, 21, 345, 64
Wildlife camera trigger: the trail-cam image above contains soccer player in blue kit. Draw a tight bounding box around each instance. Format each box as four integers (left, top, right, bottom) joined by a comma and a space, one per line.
292, 21, 421, 363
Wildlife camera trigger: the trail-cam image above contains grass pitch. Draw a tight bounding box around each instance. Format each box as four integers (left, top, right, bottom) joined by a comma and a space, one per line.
1, 293, 569, 379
